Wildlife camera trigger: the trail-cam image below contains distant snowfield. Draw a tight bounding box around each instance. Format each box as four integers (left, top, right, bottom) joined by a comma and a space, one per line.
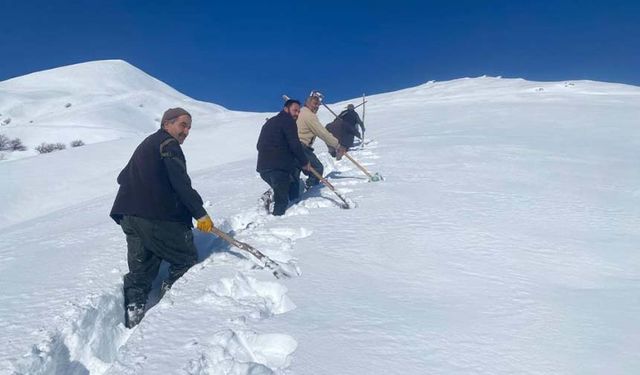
0, 60, 229, 161
1, 61, 639, 374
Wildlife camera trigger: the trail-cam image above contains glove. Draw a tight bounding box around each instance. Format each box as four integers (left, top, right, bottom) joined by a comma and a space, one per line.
196, 215, 214, 232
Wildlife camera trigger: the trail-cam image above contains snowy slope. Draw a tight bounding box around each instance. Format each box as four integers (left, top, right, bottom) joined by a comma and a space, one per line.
1, 67, 640, 375
0, 60, 228, 161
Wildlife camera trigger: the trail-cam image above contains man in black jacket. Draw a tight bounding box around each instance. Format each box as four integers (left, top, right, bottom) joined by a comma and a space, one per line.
256, 99, 311, 216
325, 104, 364, 157
110, 107, 214, 328
341, 104, 365, 139
326, 104, 364, 156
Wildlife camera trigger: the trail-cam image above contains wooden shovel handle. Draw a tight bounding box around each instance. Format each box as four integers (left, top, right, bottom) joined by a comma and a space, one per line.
321, 102, 339, 118
308, 167, 335, 190
343, 153, 373, 179
208, 226, 265, 260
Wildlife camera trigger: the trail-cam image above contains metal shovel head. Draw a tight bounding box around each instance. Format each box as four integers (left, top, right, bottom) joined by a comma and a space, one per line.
334, 193, 355, 209
265, 259, 301, 279
369, 172, 384, 182
341, 198, 356, 209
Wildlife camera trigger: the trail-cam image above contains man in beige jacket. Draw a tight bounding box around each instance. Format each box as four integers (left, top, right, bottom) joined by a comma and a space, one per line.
296, 95, 347, 188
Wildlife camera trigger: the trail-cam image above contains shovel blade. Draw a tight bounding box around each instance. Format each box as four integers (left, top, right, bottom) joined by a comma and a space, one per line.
265, 259, 301, 279
369, 173, 384, 182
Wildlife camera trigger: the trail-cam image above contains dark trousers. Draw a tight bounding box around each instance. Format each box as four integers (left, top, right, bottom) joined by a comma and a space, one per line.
121, 215, 198, 305
260, 169, 300, 215
302, 145, 323, 187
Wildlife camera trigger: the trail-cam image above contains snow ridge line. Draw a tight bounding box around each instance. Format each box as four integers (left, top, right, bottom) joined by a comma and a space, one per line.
10, 141, 379, 375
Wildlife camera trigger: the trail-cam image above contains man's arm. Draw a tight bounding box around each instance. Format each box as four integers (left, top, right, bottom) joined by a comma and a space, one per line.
302, 111, 341, 148
354, 112, 365, 136
353, 126, 362, 140
343, 120, 361, 139
161, 140, 207, 220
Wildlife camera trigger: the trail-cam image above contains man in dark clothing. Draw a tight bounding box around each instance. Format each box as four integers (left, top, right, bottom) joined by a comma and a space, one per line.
256, 99, 311, 216
110, 107, 214, 328
341, 104, 365, 137
325, 104, 365, 157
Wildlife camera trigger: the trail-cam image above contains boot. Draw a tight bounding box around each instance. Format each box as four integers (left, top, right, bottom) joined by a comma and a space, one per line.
159, 280, 172, 299
125, 302, 145, 328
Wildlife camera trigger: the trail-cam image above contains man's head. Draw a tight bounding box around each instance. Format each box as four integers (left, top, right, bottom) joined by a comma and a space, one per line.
283, 99, 301, 119
347, 104, 355, 111
305, 96, 321, 114
161, 108, 192, 144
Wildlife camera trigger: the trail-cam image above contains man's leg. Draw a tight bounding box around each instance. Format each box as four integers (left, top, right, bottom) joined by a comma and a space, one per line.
303, 147, 323, 188
288, 169, 303, 202
261, 170, 291, 216
147, 220, 198, 293
120, 216, 162, 327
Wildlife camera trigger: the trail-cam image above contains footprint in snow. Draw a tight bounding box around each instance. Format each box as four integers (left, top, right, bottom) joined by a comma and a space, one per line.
185, 329, 297, 375
196, 273, 296, 319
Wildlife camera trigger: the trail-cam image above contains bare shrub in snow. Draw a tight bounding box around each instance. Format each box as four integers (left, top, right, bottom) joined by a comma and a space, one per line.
70, 140, 85, 147
0, 134, 9, 150
9, 138, 26, 151
35, 142, 67, 154
2, 118, 10, 125
0, 134, 26, 151
65, 103, 72, 108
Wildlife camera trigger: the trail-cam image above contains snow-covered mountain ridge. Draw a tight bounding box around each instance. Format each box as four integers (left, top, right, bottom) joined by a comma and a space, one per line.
0, 60, 227, 159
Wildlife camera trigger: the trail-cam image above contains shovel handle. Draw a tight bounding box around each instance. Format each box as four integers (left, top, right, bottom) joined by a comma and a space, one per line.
322, 100, 367, 120
308, 167, 336, 190
208, 226, 266, 262
321, 102, 339, 118
343, 153, 374, 179
206, 227, 291, 278
307, 167, 352, 208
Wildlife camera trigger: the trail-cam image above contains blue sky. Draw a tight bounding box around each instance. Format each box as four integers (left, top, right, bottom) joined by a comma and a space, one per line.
1, 0, 638, 111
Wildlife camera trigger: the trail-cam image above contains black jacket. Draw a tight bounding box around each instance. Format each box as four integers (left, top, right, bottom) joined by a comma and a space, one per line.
339, 109, 364, 132
326, 115, 362, 149
256, 111, 309, 173
110, 129, 206, 226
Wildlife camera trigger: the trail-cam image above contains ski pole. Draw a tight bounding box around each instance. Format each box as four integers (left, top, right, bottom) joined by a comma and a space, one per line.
361, 93, 366, 146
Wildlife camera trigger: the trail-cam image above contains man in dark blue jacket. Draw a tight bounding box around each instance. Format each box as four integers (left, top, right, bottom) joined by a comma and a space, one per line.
340, 104, 365, 139
256, 99, 311, 216
110, 107, 214, 328
325, 104, 364, 156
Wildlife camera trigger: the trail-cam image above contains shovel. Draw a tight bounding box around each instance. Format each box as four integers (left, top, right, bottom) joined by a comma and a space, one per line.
208, 226, 298, 279
308, 167, 353, 209
343, 153, 384, 182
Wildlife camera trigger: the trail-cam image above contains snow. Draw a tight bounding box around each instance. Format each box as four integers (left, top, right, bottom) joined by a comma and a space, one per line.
1, 62, 640, 374
0, 60, 228, 161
